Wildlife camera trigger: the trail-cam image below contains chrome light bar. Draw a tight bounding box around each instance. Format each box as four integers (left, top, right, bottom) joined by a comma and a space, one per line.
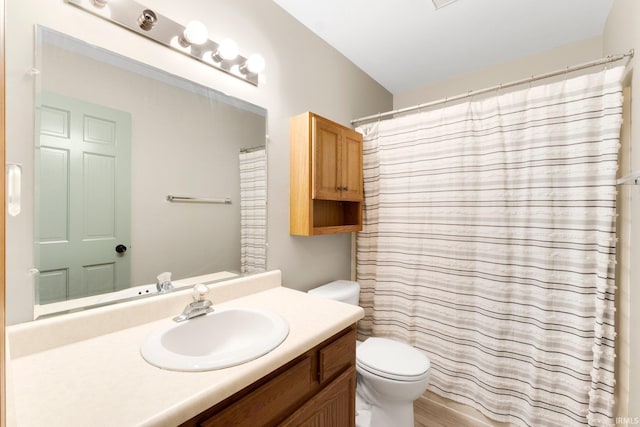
66, 0, 264, 86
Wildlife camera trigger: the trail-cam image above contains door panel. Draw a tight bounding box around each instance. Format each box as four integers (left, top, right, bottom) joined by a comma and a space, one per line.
312, 117, 341, 200
83, 263, 116, 296
35, 93, 132, 304
40, 105, 70, 137
340, 131, 363, 202
37, 269, 68, 305
83, 153, 116, 238
38, 146, 69, 242
83, 115, 116, 144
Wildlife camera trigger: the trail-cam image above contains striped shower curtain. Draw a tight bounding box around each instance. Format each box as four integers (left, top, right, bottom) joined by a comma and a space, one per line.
239, 148, 267, 274
356, 67, 624, 427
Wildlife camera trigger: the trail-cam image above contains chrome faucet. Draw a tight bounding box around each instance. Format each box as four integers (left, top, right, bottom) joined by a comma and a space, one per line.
156, 271, 174, 293
173, 284, 213, 322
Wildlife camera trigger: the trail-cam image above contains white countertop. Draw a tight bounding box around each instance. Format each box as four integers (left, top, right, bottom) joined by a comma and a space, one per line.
6, 273, 364, 426
32, 271, 239, 319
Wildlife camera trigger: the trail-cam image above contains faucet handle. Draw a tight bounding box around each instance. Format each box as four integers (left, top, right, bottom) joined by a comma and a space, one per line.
192, 284, 209, 302
157, 271, 172, 284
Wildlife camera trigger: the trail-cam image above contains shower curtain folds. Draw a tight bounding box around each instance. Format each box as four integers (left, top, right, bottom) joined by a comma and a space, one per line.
239, 147, 267, 274
356, 67, 624, 427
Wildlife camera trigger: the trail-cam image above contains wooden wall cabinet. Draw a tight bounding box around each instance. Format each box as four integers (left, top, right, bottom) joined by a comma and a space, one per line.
181, 325, 357, 427
290, 112, 363, 235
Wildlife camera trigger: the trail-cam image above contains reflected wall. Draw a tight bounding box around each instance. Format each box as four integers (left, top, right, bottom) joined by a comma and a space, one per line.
4, 0, 393, 325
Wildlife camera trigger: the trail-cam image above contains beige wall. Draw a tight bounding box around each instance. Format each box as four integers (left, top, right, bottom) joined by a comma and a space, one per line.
394, 36, 603, 109
604, 0, 640, 418
4, 0, 392, 324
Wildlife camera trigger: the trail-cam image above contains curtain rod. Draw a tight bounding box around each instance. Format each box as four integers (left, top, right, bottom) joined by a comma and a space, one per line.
351, 49, 635, 127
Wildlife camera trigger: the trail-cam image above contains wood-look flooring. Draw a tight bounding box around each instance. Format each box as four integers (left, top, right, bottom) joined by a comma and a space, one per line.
414, 391, 510, 427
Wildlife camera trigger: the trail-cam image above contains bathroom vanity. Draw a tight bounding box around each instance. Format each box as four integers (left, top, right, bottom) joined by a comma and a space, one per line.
182, 326, 356, 426
5, 271, 363, 426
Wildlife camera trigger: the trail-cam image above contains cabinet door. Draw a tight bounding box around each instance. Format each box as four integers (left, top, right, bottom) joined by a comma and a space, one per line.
312, 116, 342, 200
340, 130, 363, 202
280, 367, 356, 427
198, 357, 314, 427
290, 112, 363, 235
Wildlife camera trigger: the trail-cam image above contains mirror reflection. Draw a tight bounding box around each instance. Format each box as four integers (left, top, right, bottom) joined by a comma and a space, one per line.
33, 27, 267, 317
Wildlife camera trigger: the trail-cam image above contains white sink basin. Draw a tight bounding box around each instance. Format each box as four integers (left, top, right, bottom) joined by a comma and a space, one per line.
140, 307, 289, 371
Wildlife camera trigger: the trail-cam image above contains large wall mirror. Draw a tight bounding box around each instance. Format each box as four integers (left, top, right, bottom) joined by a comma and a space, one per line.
27, 26, 267, 318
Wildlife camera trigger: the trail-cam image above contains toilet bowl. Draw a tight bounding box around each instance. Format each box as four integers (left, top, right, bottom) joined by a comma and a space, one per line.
308, 280, 431, 427
356, 337, 430, 427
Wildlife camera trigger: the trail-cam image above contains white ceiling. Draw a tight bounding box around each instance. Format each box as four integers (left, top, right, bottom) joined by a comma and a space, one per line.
272, 0, 614, 94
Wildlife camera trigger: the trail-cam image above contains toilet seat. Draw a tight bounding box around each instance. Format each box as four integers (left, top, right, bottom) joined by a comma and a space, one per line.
356, 337, 430, 382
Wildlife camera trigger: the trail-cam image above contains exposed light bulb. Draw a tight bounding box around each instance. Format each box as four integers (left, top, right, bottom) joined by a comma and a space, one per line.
170, 36, 190, 52
81, 0, 111, 17
241, 54, 265, 75
213, 38, 239, 62
180, 20, 208, 47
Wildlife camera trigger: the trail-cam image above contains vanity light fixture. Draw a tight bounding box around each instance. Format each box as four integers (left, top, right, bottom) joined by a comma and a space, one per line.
66, 0, 265, 86
240, 54, 266, 75
80, 0, 111, 18
432, 0, 460, 9
179, 20, 209, 47
137, 9, 157, 31
212, 38, 239, 62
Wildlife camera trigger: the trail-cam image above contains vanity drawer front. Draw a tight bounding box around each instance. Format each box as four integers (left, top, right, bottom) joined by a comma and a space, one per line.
318, 327, 356, 383
200, 356, 314, 427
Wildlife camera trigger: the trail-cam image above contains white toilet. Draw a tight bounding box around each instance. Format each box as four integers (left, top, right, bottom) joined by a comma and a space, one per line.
308, 280, 431, 427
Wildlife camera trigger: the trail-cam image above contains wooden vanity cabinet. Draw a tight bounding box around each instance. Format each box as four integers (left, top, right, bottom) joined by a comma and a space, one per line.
180, 325, 357, 427
290, 112, 363, 235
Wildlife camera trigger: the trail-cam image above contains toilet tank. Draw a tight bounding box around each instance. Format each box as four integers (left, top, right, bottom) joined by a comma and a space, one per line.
307, 280, 360, 305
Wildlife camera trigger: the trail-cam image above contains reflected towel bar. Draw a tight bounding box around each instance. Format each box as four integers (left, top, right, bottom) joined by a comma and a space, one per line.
166, 195, 232, 204
616, 172, 640, 185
